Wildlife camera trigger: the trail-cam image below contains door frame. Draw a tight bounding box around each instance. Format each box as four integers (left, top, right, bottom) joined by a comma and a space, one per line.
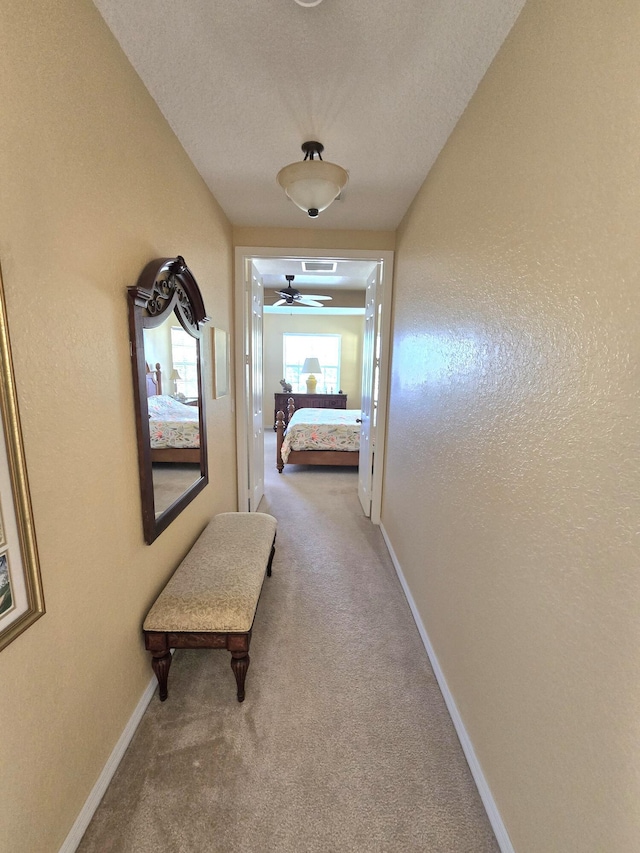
234, 246, 394, 523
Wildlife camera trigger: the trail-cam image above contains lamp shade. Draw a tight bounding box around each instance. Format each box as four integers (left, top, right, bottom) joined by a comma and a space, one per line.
169, 369, 182, 380
277, 159, 348, 218
301, 357, 322, 374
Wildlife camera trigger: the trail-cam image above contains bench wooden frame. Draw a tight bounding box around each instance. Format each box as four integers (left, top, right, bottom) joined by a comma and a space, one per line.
143, 514, 276, 703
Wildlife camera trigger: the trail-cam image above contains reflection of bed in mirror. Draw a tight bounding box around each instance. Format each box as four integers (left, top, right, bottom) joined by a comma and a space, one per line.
145, 363, 200, 464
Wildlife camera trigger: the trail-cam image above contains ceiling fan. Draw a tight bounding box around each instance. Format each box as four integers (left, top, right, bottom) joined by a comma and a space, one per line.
273, 275, 332, 308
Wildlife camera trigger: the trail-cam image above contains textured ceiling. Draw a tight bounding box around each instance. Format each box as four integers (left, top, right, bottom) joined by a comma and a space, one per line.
92, 0, 525, 231
254, 257, 376, 291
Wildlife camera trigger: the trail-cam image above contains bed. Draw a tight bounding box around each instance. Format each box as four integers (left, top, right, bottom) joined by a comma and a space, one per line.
275, 398, 360, 472
145, 364, 200, 463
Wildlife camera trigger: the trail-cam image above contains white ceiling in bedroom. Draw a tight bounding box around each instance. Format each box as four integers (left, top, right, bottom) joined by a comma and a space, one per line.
254, 257, 376, 292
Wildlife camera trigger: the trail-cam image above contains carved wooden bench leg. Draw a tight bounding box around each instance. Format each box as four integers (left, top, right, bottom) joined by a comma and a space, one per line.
151, 650, 172, 702
145, 632, 172, 701
230, 651, 250, 702
228, 633, 251, 702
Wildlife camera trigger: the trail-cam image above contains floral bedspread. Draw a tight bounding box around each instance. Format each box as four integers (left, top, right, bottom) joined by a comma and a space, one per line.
281, 408, 361, 463
147, 395, 200, 449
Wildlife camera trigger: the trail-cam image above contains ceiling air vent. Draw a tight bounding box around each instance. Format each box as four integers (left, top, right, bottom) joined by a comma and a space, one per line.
302, 262, 337, 272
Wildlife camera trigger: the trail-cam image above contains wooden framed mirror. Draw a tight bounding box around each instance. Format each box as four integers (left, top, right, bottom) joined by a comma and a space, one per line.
128, 256, 209, 544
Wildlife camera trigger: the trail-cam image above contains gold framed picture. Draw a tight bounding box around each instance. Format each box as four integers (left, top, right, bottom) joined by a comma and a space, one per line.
0, 263, 44, 652
212, 327, 229, 399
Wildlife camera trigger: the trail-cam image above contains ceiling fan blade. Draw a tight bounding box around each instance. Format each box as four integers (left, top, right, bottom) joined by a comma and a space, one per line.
301, 294, 332, 301
272, 299, 287, 306
297, 298, 325, 307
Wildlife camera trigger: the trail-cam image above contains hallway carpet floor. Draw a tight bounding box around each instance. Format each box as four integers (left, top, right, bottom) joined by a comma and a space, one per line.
77, 434, 499, 852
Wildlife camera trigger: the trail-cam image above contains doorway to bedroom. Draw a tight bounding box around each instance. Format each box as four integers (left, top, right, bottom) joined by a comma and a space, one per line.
234, 247, 393, 523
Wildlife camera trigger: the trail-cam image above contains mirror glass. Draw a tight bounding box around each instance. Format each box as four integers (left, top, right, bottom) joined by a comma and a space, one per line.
129, 256, 209, 544
144, 316, 202, 516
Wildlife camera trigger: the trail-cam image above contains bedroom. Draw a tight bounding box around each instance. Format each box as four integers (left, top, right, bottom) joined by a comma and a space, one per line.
264, 260, 365, 477
238, 251, 393, 520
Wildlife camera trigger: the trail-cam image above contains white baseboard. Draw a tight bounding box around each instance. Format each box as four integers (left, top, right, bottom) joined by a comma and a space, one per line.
58, 675, 158, 853
379, 523, 515, 853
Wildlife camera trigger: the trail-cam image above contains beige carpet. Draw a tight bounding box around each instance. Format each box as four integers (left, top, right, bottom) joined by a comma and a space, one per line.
78, 434, 499, 852
152, 463, 202, 516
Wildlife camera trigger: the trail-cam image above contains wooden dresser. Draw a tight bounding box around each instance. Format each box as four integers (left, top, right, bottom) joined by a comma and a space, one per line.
273, 392, 348, 429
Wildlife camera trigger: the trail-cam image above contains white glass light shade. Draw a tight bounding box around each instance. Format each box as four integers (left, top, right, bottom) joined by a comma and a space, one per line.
277, 159, 348, 217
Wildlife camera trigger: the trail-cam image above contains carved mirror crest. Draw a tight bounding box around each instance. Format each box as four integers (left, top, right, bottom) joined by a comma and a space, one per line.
128, 256, 209, 544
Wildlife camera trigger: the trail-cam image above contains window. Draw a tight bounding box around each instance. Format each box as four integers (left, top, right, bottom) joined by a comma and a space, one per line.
170, 326, 198, 397
283, 333, 341, 393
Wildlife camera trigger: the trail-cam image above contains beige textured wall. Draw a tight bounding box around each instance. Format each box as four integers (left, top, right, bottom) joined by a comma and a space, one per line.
233, 226, 395, 251
0, 2, 235, 851
263, 313, 365, 426
385, 1, 640, 851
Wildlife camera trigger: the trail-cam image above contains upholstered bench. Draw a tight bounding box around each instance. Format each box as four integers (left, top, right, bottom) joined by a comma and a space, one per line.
143, 511, 277, 703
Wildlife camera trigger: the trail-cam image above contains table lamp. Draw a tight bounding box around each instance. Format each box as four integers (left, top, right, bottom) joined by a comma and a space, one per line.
169, 368, 182, 395
301, 357, 322, 393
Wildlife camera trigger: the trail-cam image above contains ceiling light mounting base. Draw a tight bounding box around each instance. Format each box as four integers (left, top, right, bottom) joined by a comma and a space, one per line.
302, 141, 324, 161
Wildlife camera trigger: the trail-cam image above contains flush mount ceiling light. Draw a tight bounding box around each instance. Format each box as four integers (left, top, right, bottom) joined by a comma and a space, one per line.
276, 141, 348, 218
294, 0, 324, 6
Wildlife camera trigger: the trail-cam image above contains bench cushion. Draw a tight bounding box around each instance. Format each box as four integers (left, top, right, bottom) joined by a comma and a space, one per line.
143, 512, 277, 634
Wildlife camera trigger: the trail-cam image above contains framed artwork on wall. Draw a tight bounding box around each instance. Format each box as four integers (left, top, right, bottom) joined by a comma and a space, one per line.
0, 264, 44, 652
212, 327, 229, 399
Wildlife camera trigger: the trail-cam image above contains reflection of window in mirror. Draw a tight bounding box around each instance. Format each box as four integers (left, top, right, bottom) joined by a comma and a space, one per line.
171, 326, 198, 398
143, 319, 172, 384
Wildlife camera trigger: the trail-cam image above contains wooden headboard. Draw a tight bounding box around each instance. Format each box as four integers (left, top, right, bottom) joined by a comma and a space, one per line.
145, 362, 162, 396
